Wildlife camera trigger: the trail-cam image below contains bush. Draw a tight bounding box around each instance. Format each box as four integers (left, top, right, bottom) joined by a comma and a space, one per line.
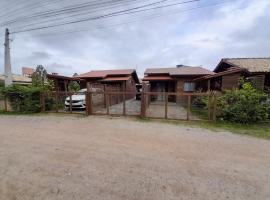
218, 83, 270, 124
192, 96, 208, 108
1, 84, 42, 113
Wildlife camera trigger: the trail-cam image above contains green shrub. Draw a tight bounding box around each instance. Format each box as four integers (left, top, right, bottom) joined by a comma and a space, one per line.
218, 83, 270, 124
192, 96, 208, 108
1, 84, 42, 113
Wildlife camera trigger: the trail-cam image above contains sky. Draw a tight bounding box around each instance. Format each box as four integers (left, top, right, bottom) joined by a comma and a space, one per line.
0, 0, 270, 78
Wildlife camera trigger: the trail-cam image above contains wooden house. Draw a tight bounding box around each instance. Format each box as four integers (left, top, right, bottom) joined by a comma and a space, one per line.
142, 65, 214, 102
194, 58, 270, 92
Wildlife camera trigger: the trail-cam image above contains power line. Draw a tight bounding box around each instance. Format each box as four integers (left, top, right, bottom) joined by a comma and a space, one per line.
2, 0, 146, 28
1, 0, 151, 26
9, 0, 233, 39
11, 0, 199, 34
10, 0, 197, 31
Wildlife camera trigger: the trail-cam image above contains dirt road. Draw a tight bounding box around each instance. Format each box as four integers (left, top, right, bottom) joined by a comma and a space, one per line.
0, 115, 269, 200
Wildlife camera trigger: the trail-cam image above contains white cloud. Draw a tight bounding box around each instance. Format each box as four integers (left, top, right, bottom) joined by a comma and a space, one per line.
0, 0, 270, 77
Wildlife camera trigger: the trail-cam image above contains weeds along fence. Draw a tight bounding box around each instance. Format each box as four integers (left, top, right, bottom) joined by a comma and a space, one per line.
40, 90, 218, 121
0, 93, 7, 111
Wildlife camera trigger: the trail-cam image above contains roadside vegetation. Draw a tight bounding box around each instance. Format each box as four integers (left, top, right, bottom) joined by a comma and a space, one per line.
138, 118, 270, 140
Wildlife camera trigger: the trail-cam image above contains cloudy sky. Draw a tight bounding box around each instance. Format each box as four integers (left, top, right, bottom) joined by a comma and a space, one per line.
0, 0, 270, 78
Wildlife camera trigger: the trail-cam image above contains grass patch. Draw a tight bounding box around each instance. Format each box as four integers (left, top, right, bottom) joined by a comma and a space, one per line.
137, 117, 270, 140
0, 110, 85, 118
191, 107, 208, 120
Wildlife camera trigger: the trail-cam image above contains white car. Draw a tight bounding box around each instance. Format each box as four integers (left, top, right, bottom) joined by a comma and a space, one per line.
65, 89, 87, 110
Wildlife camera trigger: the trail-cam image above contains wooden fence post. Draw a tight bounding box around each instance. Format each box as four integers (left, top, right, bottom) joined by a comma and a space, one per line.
140, 83, 146, 118
69, 93, 72, 114
208, 93, 212, 121
165, 93, 168, 119
106, 93, 110, 115
55, 92, 59, 113
88, 92, 93, 115
86, 82, 93, 116
123, 91, 126, 116
213, 92, 217, 121
187, 95, 191, 121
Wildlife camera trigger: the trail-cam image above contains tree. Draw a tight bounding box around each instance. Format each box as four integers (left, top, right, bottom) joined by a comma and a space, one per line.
32, 65, 47, 87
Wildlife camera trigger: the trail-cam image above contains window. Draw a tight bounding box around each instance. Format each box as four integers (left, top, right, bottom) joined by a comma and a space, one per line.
184, 82, 195, 92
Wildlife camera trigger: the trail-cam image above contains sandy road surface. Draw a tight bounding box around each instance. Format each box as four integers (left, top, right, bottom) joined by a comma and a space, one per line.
0, 115, 270, 200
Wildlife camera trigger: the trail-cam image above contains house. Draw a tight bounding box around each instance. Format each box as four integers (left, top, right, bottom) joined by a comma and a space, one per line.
193, 58, 270, 92
76, 69, 140, 105
0, 74, 32, 85
22, 67, 35, 77
76, 69, 140, 92
142, 65, 214, 102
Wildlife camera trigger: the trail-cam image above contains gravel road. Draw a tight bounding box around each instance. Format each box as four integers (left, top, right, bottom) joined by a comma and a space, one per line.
0, 115, 269, 200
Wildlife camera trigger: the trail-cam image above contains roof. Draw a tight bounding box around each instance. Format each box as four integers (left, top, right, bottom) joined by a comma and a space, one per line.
22, 67, 34, 75
100, 77, 130, 82
145, 66, 214, 76
193, 67, 243, 82
142, 76, 173, 81
215, 58, 270, 73
77, 69, 136, 78
0, 74, 32, 84
47, 74, 84, 81
77, 69, 139, 83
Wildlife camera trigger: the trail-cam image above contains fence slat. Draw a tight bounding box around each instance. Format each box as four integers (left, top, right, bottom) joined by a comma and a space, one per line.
165, 93, 168, 119
69, 94, 72, 114
123, 91, 126, 116
187, 95, 191, 121
213, 93, 217, 121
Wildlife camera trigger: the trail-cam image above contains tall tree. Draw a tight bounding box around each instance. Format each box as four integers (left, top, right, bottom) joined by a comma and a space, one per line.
32, 65, 47, 86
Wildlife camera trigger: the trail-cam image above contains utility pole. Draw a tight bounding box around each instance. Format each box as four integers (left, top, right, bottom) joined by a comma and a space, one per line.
4, 28, 12, 86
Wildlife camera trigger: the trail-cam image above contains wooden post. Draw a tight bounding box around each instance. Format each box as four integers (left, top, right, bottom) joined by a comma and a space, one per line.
123, 82, 126, 116
208, 93, 212, 121
140, 82, 146, 118
69, 94, 72, 114
164, 93, 168, 119
86, 82, 92, 115
55, 92, 59, 113
187, 95, 191, 121
55, 79, 59, 113
104, 85, 107, 108
64, 80, 68, 97
207, 79, 211, 92
213, 93, 217, 121
106, 93, 110, 115
85, 91, 89, 115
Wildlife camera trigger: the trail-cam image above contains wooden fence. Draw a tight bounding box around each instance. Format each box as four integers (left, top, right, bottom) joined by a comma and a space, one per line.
41, 90, 218, 121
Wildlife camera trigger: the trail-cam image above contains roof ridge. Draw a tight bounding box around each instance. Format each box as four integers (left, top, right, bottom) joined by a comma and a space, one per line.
224, 57, 270, 60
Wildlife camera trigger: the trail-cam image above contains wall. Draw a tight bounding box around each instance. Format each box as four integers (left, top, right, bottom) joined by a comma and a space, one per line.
221, 73, 241, 90
176, 78, 195, 104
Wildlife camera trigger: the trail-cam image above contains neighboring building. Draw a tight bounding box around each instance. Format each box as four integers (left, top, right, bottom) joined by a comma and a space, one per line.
47, 74, 83, 92
0, 74, 32, 85
142, 66, 214, 102
76, 69, 140, 92
194, 58, 270, 92
22, 67, 35, 77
